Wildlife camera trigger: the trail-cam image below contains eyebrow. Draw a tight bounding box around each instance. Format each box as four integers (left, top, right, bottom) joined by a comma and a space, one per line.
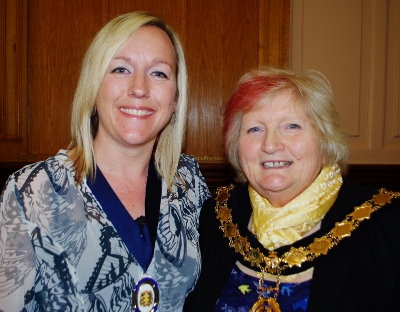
153, 57, 173, 68
113, 56, 173, 68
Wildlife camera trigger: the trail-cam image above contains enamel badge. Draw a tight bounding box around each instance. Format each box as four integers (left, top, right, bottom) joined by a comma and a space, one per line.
132, 276, 159, 312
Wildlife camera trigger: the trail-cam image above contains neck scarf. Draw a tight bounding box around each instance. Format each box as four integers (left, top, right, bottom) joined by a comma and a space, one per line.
250, 164, 342, 250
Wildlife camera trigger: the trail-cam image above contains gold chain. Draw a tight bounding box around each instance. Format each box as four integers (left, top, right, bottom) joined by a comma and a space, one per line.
214, 185, 399, 311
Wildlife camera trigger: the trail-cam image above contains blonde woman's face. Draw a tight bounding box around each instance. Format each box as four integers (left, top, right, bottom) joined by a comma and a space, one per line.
238, 90, 325, 207
94, 26, 177, 151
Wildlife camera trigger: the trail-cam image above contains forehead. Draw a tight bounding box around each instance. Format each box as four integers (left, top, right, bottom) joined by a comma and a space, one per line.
251, 90, 306, 117
117, 26, 176, 63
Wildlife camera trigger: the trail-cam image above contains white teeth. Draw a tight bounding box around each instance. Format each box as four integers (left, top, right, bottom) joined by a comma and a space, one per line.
120, 107, 152, 116
262, 161, 291, 168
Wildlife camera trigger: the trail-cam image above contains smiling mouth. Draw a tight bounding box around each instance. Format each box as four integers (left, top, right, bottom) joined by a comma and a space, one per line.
262, 161, 293, 168
120, 107, 153, 116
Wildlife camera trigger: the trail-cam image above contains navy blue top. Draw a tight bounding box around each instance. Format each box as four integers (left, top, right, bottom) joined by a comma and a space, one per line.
214, 264, 311, 312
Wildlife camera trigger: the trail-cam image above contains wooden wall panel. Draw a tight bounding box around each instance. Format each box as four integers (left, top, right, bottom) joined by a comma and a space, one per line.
27, 0, 103, 157
184, 1, 259, 160
259, 0, 290, 67
291, 0, 400, 164
0, 0, 27, 161
384, 0, 400, 149
106, 0, 186, 38
185, 0, 290, 160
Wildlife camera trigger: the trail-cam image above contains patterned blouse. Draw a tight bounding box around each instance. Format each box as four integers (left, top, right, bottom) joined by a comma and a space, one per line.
0, 150, 210, 311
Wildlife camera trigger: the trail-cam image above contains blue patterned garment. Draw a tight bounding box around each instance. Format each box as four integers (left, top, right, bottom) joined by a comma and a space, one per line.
214, 264, 310, 312
0, 150, 210, 311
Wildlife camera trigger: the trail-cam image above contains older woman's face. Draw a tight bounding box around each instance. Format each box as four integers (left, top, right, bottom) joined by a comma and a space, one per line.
238, 90, 325, 207
95, 26, 177, 151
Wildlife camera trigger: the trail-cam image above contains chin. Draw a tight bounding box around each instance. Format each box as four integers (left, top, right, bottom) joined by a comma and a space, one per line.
259, 176, 288, 190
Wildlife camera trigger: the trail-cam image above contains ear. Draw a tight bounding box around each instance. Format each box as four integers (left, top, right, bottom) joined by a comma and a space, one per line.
174, 87, 179, 103
169, 112, 176, 125
321, 151, 329, 166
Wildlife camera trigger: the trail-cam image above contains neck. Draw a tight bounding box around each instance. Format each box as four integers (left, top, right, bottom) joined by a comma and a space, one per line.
93, 139, 154, 177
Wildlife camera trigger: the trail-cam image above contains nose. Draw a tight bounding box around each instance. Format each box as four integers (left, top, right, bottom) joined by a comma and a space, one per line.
128, 71, 149, 98
261, 130, 284, 154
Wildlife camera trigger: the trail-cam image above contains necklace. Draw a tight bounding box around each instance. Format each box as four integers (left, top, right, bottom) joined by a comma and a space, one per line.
214, 185, 399, 312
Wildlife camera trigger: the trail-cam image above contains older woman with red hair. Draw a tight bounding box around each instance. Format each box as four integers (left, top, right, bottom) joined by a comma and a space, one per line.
184, 67, 400, 312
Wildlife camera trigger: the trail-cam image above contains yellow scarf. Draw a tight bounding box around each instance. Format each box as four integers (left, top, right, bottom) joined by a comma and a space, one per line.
250, 165, 342, 250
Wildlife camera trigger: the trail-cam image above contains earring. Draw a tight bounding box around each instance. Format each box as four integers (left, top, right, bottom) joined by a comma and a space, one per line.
169, 112, 176, 125
91, 106, 97, 116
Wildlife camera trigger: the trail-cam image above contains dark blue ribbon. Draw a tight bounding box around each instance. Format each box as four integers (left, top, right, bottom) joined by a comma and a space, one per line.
90, 166, 155, 271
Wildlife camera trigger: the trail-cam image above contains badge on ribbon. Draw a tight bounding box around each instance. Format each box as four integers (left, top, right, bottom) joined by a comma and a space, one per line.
132, 276, 160, 312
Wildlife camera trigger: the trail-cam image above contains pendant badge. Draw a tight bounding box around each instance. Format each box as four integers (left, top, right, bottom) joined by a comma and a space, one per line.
132, 276, 159, 312
250, 297, 281, 312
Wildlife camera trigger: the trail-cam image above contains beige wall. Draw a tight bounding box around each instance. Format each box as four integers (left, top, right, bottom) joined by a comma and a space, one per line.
291, 0, 400, 164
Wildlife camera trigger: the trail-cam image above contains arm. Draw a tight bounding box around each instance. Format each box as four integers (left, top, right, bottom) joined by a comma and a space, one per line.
0, 176, 36, 310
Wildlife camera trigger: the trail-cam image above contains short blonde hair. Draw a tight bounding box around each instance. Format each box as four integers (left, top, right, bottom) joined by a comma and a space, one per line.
68, 12, 188, 189
224, 67, 348, 183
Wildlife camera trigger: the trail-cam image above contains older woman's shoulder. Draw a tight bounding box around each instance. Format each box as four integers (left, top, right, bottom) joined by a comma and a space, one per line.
338, 177, 400, 224
339, 178, 399, 204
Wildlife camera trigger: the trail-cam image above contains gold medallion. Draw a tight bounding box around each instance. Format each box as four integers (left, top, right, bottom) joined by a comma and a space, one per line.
250, 297, 281, 312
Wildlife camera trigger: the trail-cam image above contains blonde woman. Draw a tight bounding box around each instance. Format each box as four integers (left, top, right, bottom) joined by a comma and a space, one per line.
0, 12, 210, 311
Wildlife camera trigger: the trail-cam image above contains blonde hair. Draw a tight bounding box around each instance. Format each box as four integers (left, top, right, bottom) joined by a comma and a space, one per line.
68, 12, 188, 189
224, 67, 348, 183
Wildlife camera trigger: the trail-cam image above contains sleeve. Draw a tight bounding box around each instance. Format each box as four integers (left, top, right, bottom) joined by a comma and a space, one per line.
0, 177, 37, 311
193, 158, 212, 213
176, 154, 211, 216
0, 165, 86, 311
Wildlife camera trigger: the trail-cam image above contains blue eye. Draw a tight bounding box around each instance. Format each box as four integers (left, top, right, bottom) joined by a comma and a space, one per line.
153, 71, 168, 78
111, 67, 128, 74
288, 124, 300, 129
247, 127, 260, 133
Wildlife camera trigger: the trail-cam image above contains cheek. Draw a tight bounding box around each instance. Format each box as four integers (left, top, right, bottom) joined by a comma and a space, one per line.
97, 79, 122, 103
238, 141, 259, 174
237, 139, 252, 161
157, 83, 177, 102
303, 142, 325, 169
291, 135, 320, 158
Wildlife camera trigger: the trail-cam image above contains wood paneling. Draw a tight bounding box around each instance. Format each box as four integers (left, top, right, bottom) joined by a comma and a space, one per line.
291, 0, 400, 164
1, 0, 27, 160
28, 0, 103, 155
384, 0, 400, 149
184, 1, 259, 159
185, 0, 290, 160
0, 0, 290, 163
259, 0, 290, 67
